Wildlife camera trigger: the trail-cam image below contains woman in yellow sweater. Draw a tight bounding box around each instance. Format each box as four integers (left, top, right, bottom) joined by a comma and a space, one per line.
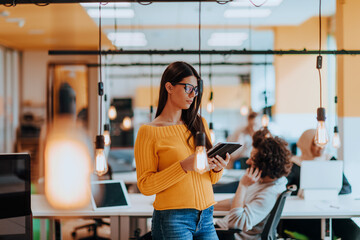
135, 61, 230, 239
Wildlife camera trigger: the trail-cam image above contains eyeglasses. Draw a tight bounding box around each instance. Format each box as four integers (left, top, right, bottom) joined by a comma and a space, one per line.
171, 83, 199, 96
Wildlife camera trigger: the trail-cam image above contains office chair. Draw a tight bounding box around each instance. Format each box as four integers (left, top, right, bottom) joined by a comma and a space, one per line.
215, 185, 297, 240
71, 166, 113, 240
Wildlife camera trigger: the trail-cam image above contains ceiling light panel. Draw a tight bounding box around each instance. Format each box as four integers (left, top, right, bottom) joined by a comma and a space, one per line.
107, 32, 147, 47
224, 9, 272, 18
87, 9, 134, 18
229, 0, 283, 7
208, 32, 248, 46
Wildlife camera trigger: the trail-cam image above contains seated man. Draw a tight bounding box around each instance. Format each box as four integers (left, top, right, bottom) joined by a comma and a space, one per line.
215, 129, 292, 240
287, 128, 351, 196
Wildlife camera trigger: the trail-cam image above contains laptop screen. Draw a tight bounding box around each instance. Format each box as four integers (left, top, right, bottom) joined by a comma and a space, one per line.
0, 153, 32, 240
91, 180, 130, 210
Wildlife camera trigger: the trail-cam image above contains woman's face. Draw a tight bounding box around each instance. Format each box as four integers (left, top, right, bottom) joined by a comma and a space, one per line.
170, 75, 198, 109
310, 138, 325, 157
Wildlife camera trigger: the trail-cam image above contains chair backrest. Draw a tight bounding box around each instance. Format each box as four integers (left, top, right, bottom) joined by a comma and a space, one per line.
261, 185, 297, 240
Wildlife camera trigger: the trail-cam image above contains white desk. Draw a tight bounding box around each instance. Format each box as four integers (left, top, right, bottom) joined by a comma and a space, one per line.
32, 194, 360, 240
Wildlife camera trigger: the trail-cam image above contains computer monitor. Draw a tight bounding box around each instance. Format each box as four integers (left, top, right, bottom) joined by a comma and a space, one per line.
0, 153, 32, 240
300, 160, 343, 200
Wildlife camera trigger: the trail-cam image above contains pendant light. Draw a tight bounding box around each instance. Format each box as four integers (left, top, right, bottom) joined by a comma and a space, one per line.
314, 0, 329, 147
121, 116, 132, 130
332, 96, 341, 148
261, 55, 270, 128
240, 104, 249, 116
149, 54, 154, 121
103, 123, 111, 146
194, 1, 209, 174
108, 105, 117, 120
208, 57, 216, 144
95, 3, 108, 176
44, 83, 92, 210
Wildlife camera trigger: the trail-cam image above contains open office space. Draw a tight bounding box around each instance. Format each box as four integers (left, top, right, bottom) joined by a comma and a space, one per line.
1, 0, 360, 239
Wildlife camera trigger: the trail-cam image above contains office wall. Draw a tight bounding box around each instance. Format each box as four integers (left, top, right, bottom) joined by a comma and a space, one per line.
21, 51, 99, 139
336, 0, 360, 195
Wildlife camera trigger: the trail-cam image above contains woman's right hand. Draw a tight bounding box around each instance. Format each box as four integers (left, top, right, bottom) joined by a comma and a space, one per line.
180, 154, 196, 172
239, 167, 262, 187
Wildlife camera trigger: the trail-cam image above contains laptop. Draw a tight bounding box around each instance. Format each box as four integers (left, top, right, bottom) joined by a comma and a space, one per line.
300, 161, 343, 200
90, 180, 131, 211
0, 153, 32, 240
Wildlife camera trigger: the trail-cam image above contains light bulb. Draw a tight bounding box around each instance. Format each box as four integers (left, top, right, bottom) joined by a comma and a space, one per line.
240, 105, 249, 116
95, 135, 108, 176
207, 101, 214, 113
209, 129, 216, 144
314, 107, 329, 147
194, 132, 209, 174
122, 116, 132, 130
44, 116, 92, 210
332, 126, 341, 149
261, 114, 270, 128
209, 122, 215, 144
103, 124, 111, 146
108, 106, 117, 120
315, 121, 329, 147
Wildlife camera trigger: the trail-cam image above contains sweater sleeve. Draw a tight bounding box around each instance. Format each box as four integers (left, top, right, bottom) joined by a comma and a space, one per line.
134, 126, 188, 196
226, 190, 278, 231
201, 117, 224, 184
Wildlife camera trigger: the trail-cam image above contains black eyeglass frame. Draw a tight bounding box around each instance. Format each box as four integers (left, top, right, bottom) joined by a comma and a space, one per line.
171, 82, 199, 96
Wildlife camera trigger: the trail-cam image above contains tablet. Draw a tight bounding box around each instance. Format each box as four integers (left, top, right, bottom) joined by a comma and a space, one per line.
207, 142, 242, 159
90, 180, 131, 211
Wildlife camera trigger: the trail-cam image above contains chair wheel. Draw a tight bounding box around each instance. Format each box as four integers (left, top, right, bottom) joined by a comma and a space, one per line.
71, 231, 76, 237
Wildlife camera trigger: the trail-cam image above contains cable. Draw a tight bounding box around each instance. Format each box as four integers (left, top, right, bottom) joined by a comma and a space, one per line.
318, 0, 322, 108
264, 54, 268, 107
248, 0, 269, 7
150, 54, 154, 121
318, 68, 322, 107
319, 0, 322, 55
198, 0, 202, 125
198, 1, 202, 78
99, 3, 103, 135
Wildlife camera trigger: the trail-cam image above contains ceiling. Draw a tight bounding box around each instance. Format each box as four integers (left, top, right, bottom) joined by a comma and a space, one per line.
0, 0, 336, 81
0, 0, 336, 51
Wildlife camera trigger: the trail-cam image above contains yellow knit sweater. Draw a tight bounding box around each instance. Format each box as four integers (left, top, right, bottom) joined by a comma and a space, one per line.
134, 119, 223, 210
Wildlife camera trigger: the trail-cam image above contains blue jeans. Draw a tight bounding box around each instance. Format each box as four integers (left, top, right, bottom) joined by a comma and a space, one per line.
151, 206, 218, 240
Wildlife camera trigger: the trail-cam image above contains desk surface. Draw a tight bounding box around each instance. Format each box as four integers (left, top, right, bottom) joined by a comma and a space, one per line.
32, 194, 360, 219
112, 169, 245, 185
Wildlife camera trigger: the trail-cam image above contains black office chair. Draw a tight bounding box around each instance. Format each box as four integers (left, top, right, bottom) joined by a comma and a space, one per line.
71, 166, 113, 240
215, 185, 297, 240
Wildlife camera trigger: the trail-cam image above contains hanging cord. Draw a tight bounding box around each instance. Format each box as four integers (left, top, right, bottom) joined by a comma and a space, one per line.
198, 0, 203, 130
264, 54, 268, 108
317, 0, 323, 108
248, 5, 252, 50
98, 3, 104, 135
150, 54, 154, 121
209, 55, 213, 123
113, 3, 118, 49
248, 0, 269, 7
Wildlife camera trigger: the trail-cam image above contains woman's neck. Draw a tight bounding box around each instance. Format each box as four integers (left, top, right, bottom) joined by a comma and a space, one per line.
261, 176, 277, 183
156, 102, 182, 125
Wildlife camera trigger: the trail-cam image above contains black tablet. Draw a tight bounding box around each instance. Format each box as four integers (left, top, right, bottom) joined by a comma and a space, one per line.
207, 142, 242, 159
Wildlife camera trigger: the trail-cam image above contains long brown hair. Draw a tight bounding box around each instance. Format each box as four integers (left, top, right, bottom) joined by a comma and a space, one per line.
155, 61, 212, 149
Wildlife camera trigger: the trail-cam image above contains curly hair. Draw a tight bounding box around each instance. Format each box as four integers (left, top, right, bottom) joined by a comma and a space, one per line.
252, 128, 272, 149
252, 136, 292, 179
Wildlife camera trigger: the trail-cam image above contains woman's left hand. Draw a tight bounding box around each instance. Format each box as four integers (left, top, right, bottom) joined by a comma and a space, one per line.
209, 153, 230, 172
